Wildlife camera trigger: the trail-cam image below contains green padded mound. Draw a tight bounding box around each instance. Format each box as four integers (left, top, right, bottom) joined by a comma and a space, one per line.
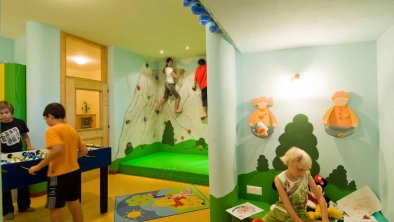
119, 152, 209, 185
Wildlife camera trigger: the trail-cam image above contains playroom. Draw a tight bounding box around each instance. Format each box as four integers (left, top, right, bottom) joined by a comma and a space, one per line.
1, 0, 394, 222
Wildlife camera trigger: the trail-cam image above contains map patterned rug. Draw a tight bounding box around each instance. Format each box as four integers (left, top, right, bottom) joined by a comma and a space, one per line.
114, 185, 209, 221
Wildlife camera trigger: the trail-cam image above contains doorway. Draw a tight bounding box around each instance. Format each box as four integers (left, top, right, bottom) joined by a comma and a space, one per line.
60, 33, 109, 181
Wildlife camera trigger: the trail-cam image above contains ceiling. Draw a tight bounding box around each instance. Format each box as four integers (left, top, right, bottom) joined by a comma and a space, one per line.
0, 0, 206, 61
203, 0, 394, 53
2, 0, 394, 61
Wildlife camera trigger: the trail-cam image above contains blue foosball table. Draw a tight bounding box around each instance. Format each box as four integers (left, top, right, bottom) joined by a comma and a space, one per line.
1, 146, 111, 214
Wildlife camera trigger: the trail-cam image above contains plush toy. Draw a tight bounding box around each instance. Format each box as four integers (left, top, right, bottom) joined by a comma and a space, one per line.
307, 174, 328, 209
307, 204, 343, 220
323, 90, 358, 137
248, 97, 277, 138
307, 174, 343, 220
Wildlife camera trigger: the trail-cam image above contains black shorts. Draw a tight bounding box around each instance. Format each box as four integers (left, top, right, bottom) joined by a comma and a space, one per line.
46, 169, 81, 209
163, 82, 180, 99
201, 87, 207, 107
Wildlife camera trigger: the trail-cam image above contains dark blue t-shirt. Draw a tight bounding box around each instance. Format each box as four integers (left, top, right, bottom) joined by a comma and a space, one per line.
0, 118, 29, 153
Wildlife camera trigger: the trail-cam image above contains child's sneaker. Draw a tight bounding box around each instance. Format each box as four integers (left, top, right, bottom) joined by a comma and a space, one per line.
20, 207, 36, 212
4, 212, 15, 220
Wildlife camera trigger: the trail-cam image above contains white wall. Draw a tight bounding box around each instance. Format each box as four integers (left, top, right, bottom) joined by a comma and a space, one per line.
236, 42, 380, 193
108, 46, 146, 159
26, 21, 61, 148
377, 25, 394, 221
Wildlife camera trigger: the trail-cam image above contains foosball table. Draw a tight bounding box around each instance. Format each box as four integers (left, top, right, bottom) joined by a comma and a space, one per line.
1, 146, 111, 213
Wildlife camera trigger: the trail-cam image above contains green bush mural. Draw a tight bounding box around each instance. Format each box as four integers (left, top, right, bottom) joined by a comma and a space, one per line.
326, 165, 357, 190
196, 138, 208, 150
272, 114, 320, 176
162, 121, 175, 146
256, 155, 269, 172
125, 142, 133, 155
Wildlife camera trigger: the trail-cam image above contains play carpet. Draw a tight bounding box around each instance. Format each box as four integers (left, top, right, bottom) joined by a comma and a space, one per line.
114, 185, 209, 221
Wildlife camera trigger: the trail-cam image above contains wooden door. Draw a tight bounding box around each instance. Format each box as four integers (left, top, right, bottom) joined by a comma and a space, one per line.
65, 78, 108, 146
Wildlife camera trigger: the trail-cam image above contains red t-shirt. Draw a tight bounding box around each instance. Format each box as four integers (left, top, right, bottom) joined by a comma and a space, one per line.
194, 64, 207, 90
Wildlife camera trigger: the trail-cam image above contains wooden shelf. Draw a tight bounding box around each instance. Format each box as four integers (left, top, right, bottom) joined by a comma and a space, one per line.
76, 114, 96, 129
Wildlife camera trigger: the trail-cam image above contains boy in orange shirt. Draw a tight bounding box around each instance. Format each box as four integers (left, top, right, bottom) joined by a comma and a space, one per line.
29, 103, 88, 222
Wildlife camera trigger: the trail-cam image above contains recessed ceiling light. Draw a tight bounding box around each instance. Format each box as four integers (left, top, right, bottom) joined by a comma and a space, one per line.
160, 50, 164, 54
73, 56, 88, 65
185, 46, 190, 50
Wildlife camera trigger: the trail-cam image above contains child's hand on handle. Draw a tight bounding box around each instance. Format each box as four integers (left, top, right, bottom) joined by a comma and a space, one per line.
28, 165, 40, 175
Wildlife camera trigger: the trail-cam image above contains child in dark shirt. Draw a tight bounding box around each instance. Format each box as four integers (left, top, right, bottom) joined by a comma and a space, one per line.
0, 100, 36, 220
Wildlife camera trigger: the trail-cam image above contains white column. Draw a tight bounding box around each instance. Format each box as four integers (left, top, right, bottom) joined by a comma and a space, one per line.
206, 28, 238, 197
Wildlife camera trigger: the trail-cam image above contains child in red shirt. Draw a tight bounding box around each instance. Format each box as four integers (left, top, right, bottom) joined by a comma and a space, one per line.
192, 59, 207, 119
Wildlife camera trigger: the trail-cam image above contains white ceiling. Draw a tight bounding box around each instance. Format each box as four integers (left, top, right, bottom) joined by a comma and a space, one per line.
2, 0, 394, 61
203, 0, 394, 53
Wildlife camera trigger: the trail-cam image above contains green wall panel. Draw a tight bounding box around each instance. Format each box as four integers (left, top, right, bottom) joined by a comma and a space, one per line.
4, 63, 26, 121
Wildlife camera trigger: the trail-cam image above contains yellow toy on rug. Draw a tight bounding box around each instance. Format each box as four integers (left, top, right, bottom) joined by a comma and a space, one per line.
307, 204, 343, 220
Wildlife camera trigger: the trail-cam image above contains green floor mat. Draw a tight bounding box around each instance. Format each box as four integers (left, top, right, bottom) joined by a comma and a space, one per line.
119, 152, 209, 185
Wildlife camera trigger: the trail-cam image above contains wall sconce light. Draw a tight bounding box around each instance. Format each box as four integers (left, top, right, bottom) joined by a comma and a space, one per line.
291, 73, 301, 83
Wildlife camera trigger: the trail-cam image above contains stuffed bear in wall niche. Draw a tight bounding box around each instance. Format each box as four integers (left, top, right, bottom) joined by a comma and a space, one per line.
323, 91, 358, 138
248, 97, 277, 138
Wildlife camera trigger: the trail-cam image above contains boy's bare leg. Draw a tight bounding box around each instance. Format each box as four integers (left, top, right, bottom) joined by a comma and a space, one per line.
66, 200, 84, 222
201, 106, 207, 119
50, 208, 65, 222
175, 98, 182, 113
155, 98, 166, 113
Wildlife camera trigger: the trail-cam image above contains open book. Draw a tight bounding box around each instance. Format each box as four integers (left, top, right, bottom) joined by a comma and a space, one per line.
226, 202, 263, 220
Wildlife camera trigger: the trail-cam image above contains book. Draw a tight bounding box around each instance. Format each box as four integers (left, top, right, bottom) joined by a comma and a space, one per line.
226, 202, 263, 220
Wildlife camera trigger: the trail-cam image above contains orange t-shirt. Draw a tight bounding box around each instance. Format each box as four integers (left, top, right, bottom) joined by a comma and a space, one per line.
194, 64, 207, 90
45, 123, 84, 177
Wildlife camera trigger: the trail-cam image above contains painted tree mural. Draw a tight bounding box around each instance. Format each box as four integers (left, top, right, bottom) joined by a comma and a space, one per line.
196, 138, 208, 149
272, 114, 320, 176
257, 155, 269, 172
162, 121, 175, 146
125, 142, 133, 155
326, 165, 357, 189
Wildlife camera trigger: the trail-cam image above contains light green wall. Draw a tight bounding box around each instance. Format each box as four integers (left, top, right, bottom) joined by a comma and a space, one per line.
0, 36, 26, 65
14, 36, 27, 65
236, 42, 379, 193
108, 46, 147, 159
377, 25, 394, 220
0, 37, 14, 63
26, 21, 61, 148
